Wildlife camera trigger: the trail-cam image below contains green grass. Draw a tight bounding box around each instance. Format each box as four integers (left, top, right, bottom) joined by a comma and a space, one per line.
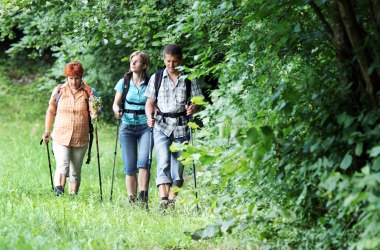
0, 66, 242, 249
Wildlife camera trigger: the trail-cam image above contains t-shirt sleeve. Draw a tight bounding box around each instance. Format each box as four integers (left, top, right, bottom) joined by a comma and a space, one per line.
114, 78, 124, 93
144, 74, 156, 100
190, 79, 204, 98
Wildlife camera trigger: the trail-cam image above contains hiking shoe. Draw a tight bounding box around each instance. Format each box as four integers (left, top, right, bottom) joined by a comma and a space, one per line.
129, 195, 136, 205
54, 185, 64, 196
159, 200, 169, 211
138, 191, 148, 202
139, 200, 149, 210
138, 191, 149, 210
168, 199, 176, 210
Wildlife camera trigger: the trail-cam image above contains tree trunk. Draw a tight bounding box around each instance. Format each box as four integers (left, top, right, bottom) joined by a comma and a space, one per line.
309, 0, 334, 38
370, 0, 380, 34
330, 0, 361, 109
336, 0, 380, 108
330, 1, 352, 66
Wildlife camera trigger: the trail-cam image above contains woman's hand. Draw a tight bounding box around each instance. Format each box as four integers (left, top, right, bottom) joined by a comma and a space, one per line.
114, 109, 123, 119
42, 131, 50, 143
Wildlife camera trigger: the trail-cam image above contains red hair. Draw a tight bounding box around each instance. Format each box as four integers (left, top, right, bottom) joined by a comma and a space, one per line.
64, 62, 84, 77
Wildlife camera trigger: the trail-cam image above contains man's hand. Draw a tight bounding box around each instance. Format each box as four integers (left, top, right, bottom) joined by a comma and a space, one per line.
186, 104, 198, 116
147, 115, 155, 128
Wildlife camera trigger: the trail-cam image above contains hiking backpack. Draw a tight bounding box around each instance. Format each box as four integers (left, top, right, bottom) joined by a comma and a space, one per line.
152, 69, 193, 126
120, 72, 149, 115
153, 69, 192, 103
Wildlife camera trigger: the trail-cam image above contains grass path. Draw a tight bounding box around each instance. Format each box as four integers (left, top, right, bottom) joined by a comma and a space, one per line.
0, 72, 239, 249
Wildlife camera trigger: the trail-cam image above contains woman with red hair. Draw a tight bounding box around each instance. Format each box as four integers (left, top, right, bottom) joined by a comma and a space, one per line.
42, 62, 97, 196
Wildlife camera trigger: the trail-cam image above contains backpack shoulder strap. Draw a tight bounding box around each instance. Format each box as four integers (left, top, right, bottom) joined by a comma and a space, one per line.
54, 84, 63, 115
81, 84, 92, 113
82, 84, 92, 98
154, 69, 164, 101
185, 78, 192, 104
154, 69, 191, 103
121, 72, 132, 111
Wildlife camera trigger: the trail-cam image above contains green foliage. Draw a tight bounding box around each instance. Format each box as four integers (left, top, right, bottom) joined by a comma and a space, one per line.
177, 0, 380, 249
2, 0, 380, 248
0, 69, 244, 249
1, 0, 199, 121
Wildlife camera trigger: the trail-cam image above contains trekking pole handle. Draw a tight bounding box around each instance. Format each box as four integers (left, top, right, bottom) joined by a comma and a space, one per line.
40, 139, 49, 145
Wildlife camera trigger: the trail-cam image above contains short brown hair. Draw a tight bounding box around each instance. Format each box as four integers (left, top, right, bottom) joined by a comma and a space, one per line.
64, 62, 84, 77
163, 44, 182, 60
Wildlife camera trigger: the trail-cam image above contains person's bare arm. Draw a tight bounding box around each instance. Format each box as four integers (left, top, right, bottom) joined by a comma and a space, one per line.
42, 89, 58, 142
112, 92, 123, 119
145, 98, 156, 127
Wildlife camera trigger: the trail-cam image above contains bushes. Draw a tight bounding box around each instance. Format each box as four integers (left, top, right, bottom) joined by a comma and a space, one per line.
1, 0, 380, 248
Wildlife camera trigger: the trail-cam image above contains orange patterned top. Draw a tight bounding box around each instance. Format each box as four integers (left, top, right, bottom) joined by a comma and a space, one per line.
51, 82, 94, 147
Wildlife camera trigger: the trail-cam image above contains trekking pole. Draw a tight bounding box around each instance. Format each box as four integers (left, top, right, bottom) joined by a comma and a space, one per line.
188, 116, 199, 210
147, 112, 154, 190
110, 115, 121, 201
40, 139, 54, 191
95, 125, 103, 201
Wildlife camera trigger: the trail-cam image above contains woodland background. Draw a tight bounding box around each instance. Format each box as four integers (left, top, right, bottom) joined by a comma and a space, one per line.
1, 0, 380, 249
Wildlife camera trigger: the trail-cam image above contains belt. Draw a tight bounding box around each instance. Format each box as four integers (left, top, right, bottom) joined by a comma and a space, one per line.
124, 109, 145, 115
157, 111, 188, 125
157, 111, 186, 118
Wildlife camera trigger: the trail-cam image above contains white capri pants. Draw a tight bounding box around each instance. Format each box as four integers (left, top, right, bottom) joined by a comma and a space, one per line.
53, 142, 88, 183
